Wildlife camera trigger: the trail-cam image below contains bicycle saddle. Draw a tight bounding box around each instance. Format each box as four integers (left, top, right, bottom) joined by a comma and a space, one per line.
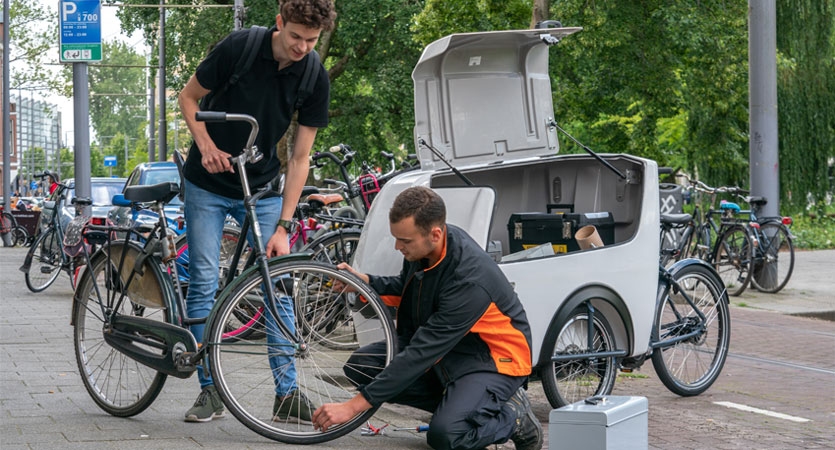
719, 200, 741, 212
307, 193, 344, 206
660, 213, 692, 225
748, 196, 767, 206
302, 186, 320, 197
124, 182, 180, 204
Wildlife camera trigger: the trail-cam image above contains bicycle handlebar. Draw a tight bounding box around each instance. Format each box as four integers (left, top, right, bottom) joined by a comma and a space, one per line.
195, 112, 261, 165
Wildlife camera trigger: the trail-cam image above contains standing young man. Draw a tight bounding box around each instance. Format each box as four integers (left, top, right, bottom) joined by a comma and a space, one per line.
313, 187, 544, 450
177, 0, 335, 423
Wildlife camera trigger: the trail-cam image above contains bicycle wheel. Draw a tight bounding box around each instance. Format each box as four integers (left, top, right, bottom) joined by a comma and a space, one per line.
541, 304, 618, 408
24, 227, 63, 292
304, 228, 362, 265
207, 261, 396, 444
685, 226, 710, 261
712, 225, 752, 296
750, 223, 794, 293
12, 226, 29, 247
651, 263, 730, 396
73, 241, 172, 416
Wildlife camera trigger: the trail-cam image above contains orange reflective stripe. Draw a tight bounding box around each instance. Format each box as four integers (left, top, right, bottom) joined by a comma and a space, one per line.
381, 295, 402, 307
469, 302, 532, 376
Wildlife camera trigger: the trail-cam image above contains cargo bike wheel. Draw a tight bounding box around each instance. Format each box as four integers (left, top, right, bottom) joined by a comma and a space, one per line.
72, 241, 174, 416
541, 303, 618, 408
206, 261, 397, 444
651, 262, 730, 396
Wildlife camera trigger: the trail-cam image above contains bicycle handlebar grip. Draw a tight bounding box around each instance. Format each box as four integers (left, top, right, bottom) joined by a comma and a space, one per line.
195, 111, 227, 122
381, 151, 393, 160
658, 167, 673, 175
312, 152, 330, 162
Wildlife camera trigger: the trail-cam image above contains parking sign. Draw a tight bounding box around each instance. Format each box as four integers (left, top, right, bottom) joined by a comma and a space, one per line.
104, 155, 117, 167
59, 0, 102, 63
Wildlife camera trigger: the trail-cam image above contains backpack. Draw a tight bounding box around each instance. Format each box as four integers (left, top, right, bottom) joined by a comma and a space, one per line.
200, 25, 321, 112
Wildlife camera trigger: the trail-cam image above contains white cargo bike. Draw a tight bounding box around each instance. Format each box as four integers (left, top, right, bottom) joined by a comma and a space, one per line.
71, 26, 729, 446
353, 25, 730, 411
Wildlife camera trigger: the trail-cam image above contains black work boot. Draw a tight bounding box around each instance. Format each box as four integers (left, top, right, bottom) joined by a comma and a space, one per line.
507, 387, 543, 450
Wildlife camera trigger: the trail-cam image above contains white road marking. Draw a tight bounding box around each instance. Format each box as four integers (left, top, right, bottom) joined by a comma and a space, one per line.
713, 401, 811, 423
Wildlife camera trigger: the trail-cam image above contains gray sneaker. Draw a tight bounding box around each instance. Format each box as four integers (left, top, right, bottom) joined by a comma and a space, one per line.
184, 385, 225, 422
273, 390, 315, 424
507, 387, 543, 450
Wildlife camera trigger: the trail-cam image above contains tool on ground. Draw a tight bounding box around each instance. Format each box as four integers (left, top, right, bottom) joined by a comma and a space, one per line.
360, 421, 429, 436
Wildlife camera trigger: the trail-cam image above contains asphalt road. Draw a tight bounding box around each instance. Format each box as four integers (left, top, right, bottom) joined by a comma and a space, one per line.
1, 247, 833, 449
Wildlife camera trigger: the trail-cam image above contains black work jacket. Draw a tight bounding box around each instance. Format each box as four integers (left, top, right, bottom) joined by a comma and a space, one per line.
361, 224, 533, 407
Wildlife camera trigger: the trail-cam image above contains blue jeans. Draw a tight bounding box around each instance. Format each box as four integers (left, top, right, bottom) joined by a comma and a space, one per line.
183, 178, 297, 396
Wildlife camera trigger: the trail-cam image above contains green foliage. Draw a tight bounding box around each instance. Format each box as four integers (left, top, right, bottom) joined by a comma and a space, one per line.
8, 0, 58, 91
775, 0, 835, 214
791, 214, 835, 249
85, 41, 149, 142
59, 148, 74, 179
548, 1, 749, 186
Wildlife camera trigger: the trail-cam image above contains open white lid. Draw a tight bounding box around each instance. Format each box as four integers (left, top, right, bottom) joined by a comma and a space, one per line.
412, 27, 582, 171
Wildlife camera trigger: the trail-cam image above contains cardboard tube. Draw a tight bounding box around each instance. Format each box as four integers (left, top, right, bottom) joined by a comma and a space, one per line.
575, 225, 604, 250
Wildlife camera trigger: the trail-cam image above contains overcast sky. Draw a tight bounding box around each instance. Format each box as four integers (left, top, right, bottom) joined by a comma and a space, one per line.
29, 0, 149, 143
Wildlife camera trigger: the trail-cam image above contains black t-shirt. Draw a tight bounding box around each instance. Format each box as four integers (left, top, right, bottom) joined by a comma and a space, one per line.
184, 26, 330, 199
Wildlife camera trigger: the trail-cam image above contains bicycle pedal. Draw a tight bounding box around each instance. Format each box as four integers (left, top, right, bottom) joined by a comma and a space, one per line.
40, 267, 54, 274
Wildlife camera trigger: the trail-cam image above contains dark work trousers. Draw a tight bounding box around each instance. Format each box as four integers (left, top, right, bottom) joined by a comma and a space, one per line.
344, 338, 526, 450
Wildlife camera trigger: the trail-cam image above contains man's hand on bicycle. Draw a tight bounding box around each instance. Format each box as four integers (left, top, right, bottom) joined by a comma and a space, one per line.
266, 228, 291, 258
334, 263, 369, 292
199, 141, 234, 174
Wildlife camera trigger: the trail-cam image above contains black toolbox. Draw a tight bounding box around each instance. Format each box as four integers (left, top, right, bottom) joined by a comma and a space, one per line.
507, 211, 615, 254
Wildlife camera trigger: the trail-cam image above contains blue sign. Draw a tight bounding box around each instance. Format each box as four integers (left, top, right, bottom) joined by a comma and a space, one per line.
59, 0, 102, 62
104, 155, 117, 167
31, 181, 37, 190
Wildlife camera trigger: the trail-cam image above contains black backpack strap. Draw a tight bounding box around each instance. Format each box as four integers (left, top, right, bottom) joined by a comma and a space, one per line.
202, 25, 269, 111
295, 49, 320, 111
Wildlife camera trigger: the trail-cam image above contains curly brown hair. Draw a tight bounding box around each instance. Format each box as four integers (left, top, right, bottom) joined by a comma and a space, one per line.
389, 187, 446, 234
280, 0, 336, 31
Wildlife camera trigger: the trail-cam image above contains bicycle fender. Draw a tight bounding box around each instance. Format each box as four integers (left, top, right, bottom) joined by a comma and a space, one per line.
202, 252, 315, 344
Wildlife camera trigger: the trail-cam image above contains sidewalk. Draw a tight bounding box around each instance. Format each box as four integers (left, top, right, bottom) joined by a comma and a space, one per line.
2, 246, 833, 449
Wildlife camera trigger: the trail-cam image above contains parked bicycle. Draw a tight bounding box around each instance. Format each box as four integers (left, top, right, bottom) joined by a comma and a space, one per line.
717, 193, 795, 293
0, 207, 30, 247
659, 179, 754, 295
19, 172, 83, 292
71, 112, 397, 444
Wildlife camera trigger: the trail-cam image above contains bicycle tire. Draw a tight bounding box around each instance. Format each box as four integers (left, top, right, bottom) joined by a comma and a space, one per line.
651, 263, 730, 396
12, 226, 29, 247
73, 241, 173, 416
541, 304, 618, 408
711, 225, 752, 296
24, 227, 63, 292
0, 211, 16, 232
750, 223, 794, 293
207, 261, 397, 444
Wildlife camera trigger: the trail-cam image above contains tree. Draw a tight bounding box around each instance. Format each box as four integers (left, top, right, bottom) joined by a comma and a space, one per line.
84, 41, 149, 142
7, 0, 59, 91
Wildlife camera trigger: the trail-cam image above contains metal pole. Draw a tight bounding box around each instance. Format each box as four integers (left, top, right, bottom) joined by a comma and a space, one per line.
158, 0, 167, 161
749, 0, 779, 218
749, 0, 780, 290
125, 135, 129, 171
147, 55, 155, 162
73, 63, 92, 215
2, 1, 12, 246
234, 0, 244, 30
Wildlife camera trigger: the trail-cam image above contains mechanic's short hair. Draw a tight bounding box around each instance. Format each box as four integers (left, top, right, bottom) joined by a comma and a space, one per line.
389, 187, 446, 234
281, 0, 336, 31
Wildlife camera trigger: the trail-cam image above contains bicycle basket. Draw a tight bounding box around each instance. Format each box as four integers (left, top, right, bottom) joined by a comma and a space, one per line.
63, 215, 91, 258
359, 174, 380, 210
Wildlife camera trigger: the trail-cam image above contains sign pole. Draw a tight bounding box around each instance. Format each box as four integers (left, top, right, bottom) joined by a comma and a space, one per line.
73, 62, 91, 214
61, 0, 102, 215
2, 0, 12, 246
158, 0, 167, 162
